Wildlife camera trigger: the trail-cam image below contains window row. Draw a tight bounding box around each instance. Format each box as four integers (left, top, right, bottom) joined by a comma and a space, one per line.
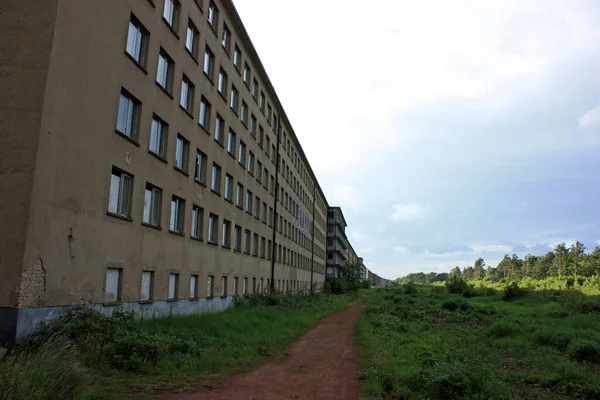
105, 266, 312, 303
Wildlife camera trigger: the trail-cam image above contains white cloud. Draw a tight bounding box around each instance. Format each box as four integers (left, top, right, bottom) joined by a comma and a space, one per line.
359, 246, 377, 254
390, 203, 429, 222
471, 244, 513, 254
578, 104, 600, 129
330, 185, 363, 212
392, 246, 409, 253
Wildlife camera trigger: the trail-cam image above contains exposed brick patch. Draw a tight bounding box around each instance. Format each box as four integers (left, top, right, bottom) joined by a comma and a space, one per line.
18, 257, 47, 307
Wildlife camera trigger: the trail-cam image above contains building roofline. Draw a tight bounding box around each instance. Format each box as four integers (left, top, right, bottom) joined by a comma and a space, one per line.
327, 206, 348, 227
222, 0, 329, 208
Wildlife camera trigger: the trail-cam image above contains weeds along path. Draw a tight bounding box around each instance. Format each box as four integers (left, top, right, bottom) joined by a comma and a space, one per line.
160, 299, 364, 400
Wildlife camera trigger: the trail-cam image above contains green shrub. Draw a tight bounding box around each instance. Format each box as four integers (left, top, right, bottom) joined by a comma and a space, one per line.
403, 282, 418, 295
503, 282, 524, 301
532, 329, 574, 351
0, 338, 87, 400
489, 322, 518, 338
568, 339, 600, 363
441, 299, 459, 311
445, 277, 469, 295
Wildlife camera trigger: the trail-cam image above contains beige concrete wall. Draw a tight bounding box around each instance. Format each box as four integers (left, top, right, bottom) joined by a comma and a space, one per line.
15, 0, 323, 309
0, 0, 59, 308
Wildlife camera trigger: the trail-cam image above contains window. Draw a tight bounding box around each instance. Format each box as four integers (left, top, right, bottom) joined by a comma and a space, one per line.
194, 150, 207, 185
221, 23, 231, 53
244, 229, 251, 253
190, 275, 198, 299
224, 173, 233, 201
230, 85, 239, 113
163, 0, 180, 31
168, 273, 179, 300
253, 233, 259, 256
257, 161, 263, 183
247, 151, 254, 175
180, 75, 195, 114
207, 0, 219, 31
222, 220, 231, 248
259, 91, 265, 112
199, 96, 211, 130
185, 19, 199, 59
259, 278, 263, 293
126, 15, 149, 67
233, 45, 242, 70
267, 240, 272, 260
141, 271, 153, 301
241, 101, 248, 126
203, 46, 215, 81
268, 207, 273, 227
149, 115, 168, 158
221, 276, 227, 297
156, 49, 174, 94
252, 278, 256, 293
266, 136, 271, 156
254, 196, 260, 218
116, 89, 140, 140
174, 134, 189, 172
233, 277, 239, 295
215, 113, 224, 145
262, 201, 267, 223
143, 183, 161, 227
258, 125, 263, 147
207, 275, 214, 298
243, 62, 251, 86
208, 213, 218, 244
252, 79, 259, 99
250, 115, 257, 137
260, 237, 266, 258
267, 103, 272, 125
243, 277, 248, 294
170, 196, 185, 233
234, 225, 242, 251
108, 168, 132, 217
191, 205, 203, 239
238, 141, 246, 165
235, 183, 243, 208
218, 68, 228, 97
211, 163, 221, 193
263, 167, 269, 189
105, 267, 122, 303
245, 190, 252, 213
227, 129, 236, 157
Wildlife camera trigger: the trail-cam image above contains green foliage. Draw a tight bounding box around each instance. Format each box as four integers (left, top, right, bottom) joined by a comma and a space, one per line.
356, 283, 600, 400
568, 339, 600, 363
445, 277, 469, 294
502, 282, 525, 301
1, 293, 350, 399
0, 338, 87, 400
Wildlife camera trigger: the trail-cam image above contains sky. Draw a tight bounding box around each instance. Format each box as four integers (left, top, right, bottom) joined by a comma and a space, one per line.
234, 0, 600, 280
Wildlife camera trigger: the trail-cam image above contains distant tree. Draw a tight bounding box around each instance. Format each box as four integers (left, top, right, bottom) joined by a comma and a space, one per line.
473, 258, 486, 280
497, 254, 511, 280
551, 243, 569, 277
523, 255, 537, 278
426, 272, 438, 283
508, 254, 523, 281
462, 266, 475, 280
433, 272, 449, 282
581, 246, 600, 277
486, 267, 501, 282
533, 252, 554, 279
568, 241, 586, 278
449, 266, 462, 279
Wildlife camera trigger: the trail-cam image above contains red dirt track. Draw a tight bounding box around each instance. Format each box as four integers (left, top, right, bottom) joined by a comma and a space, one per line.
160, 300, 363, 400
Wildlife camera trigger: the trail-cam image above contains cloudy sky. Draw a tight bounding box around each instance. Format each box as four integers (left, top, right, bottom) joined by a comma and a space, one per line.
234, 0, 600, 279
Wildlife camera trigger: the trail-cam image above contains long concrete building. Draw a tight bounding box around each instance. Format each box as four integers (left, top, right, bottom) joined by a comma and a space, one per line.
1, 0, 332, 345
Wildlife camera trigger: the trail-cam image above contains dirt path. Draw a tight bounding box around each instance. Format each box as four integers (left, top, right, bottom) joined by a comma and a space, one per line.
160, 299, 364, 400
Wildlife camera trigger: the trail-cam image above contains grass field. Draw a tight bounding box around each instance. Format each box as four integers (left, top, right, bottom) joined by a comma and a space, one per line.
356, 284, 600, 399
0, 292, 352, 400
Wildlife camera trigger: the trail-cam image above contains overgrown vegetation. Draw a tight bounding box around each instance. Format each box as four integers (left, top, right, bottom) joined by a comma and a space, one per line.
0, 292, 351, 400
324, 260, 370, 294
356, 280, 600, 399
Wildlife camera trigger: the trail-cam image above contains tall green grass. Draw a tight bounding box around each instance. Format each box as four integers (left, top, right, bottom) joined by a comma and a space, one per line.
356, 284, 600, 399
0, 292, 351, 399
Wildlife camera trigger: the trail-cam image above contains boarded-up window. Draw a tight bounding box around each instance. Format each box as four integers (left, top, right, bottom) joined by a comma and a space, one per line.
168, 273, 178, 299
105, 268, 121, 303
141, 271, 153, 301
190, 275, 198, 298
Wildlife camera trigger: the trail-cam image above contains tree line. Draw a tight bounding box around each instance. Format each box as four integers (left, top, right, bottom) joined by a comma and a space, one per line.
396, 241, 600, 284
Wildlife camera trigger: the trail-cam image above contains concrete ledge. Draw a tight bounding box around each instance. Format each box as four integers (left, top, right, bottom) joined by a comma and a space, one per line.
15, 296, 235, 342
